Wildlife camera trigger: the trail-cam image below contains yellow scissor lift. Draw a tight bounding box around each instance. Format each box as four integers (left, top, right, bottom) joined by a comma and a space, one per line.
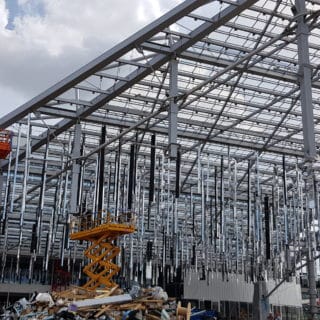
70, 212, 135, 290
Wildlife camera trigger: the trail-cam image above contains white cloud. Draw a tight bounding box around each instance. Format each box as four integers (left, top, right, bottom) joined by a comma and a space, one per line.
0, 0, 180, 119
0, 0, 9, 31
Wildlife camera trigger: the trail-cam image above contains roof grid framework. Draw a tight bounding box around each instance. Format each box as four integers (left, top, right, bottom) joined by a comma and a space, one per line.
0, 0, 320, 291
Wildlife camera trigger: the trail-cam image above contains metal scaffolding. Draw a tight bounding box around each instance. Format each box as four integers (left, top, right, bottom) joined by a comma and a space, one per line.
0, 0, 320, 317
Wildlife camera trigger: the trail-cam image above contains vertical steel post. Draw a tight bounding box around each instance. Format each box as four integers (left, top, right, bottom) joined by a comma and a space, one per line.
247, 160, 251, 257
201, 168, 205, 244
296, 0, 316, 160
220, 156, 224, 252
16, 115, 31, 277
70, 123, 81, 214
308, 253, 318, 319
148, 134, 156, 227
264, 196, 271, 261
0, 152, 11, 282
175, 149, 181, 198
169, 57, 178, 159
128, 144, 135, 210
214, 166, 218, 242
97, 125, 106, 219
61, 138, 71, 266
10, 124, 22, 214
296, 0, 318, 318
115, 140, 121, 218
37, 137, 49, 253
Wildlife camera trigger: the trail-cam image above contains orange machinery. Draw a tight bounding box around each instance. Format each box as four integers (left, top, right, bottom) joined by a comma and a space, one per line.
0, 130, 11, 159
70, 212, 135, 290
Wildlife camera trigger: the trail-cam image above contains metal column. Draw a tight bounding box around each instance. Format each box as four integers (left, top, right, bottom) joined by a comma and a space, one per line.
168, 57, 178, 159
308, 254, 318, 319
70, 123, 81, 214
296, 0, 316, 160
296, 0, 318, 318
252, 281, 270, 320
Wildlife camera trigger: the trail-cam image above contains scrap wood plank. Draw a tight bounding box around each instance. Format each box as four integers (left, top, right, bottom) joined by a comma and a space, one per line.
117, 302, 138, 308
70, 285, 92, 292
52, 289, 72, 297
95, 285, 119, 299
137, 299, 164, 303
146, 314, 161, 320
55, 287, 94, 300
133, 303, 144, 310
118, 303, 145, 311
100, 303, 146, 312
71, 286, 96, 297
94, 304, 113, 318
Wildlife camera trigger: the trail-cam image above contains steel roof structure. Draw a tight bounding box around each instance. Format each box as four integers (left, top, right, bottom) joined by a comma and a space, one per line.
0, 0, 320, 308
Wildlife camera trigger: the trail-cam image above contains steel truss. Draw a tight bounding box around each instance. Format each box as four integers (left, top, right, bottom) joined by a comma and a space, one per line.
0, 1, 320, 315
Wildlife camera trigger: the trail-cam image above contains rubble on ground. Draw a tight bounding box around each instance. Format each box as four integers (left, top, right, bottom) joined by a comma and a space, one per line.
0, 285, 178, 320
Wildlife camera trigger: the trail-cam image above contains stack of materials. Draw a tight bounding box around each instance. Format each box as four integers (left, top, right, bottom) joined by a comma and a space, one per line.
0, 285, 176, 320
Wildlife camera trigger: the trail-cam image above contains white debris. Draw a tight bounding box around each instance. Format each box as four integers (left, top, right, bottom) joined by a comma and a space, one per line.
35, 292, 55, 307
151, 287, 168, 301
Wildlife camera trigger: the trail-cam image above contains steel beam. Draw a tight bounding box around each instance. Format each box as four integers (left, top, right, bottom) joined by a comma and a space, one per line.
70, 123, 81, 214
296, 2, 318, 318
141, 42, 320, 90
35, 104, 306, 145
1, 0, 259, 169
169, 58, 178, 158
33, 105, 306, 156
296, 0, 317, 160
0, 0, 210, 128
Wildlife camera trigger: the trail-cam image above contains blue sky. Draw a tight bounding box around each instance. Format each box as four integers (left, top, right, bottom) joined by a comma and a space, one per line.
5, 0, 44, 30
4, 0, 20, 29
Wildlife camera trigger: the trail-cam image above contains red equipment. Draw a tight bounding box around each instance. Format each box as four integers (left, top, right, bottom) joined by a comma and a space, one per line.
0, 130, 11, 159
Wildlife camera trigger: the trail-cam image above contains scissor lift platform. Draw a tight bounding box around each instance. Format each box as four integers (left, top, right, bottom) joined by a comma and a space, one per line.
70, 222, 135, 241
70, 213, 135, 290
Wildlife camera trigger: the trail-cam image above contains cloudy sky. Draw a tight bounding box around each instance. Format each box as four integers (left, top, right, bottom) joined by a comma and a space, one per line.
0, 0, 181, 119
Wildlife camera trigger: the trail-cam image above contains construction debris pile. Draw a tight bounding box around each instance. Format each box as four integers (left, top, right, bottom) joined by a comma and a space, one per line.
0, 285, 181, 320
